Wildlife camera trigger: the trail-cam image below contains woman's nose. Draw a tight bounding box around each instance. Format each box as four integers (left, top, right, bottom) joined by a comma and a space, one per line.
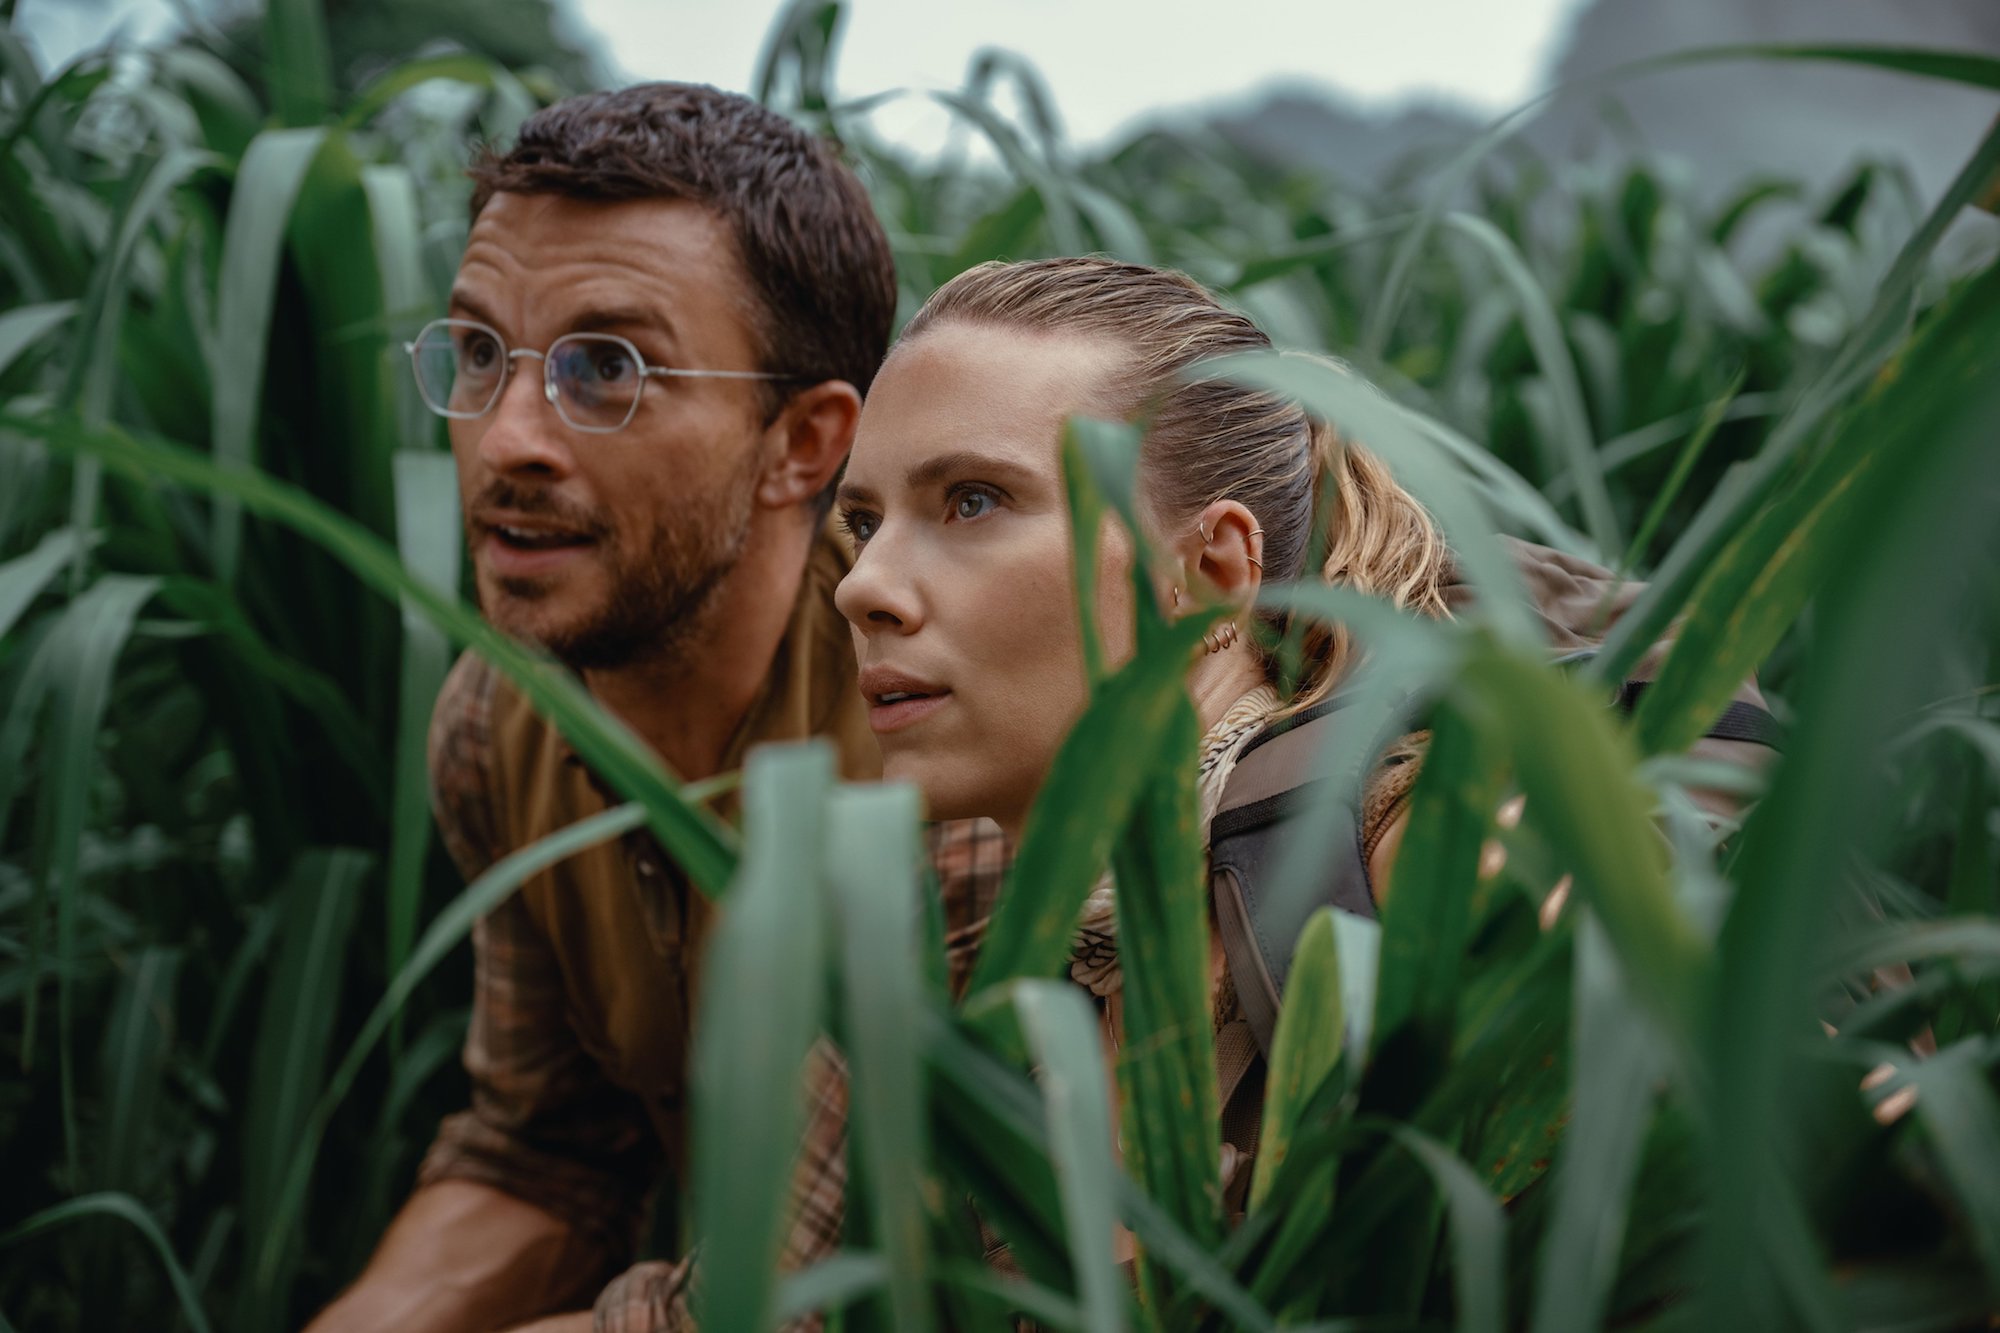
835, 536, 923, 634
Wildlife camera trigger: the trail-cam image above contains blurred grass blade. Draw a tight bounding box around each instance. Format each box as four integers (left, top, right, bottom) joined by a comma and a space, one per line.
1597, 111, 2000, 689
29, 573, 157, 1178
1202, 351, 1538, 647
692, 743, 834, 1333
1250, 908, 1342, 1211
1633, 261, 2000, 757
0, 1193, 215, 1333
1699, 238, 2000, 1333
1385, 1123, 1505, 1333
18, 414, 737, 891
237, 847, 368, 1327
262, 0, 333, 126
1014, 981, 1128, 1333
342, 53, 500, 128
99, 946, 180, 1196
1442, 211, 1617, 558
385, 452, 458, 1045
209, 128, 329, 584
0, 526, 89, 640
256, 803, 648, 1289
1528, 919, 1664, 1333
0, 300, 73, 377
1617, 371, 1741, 575
827, 784, 933, 1333
775, 1252, 891, 1325
1907, 1040, 2000, 1288
1468, 641, 1706, 1050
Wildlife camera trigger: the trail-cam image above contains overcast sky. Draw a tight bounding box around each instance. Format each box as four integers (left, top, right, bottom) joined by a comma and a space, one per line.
575, 0, 1586, 147
25, 0, 1586, 149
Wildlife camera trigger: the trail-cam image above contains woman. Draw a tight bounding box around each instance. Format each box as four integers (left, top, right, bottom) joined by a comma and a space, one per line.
831, 255, 1453, 1208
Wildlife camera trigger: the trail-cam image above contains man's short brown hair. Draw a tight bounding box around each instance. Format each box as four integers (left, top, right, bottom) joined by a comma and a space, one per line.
468, 82, 896, 415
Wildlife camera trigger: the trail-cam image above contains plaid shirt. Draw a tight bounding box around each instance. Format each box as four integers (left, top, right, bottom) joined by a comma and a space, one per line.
414, 607, 1011, 1331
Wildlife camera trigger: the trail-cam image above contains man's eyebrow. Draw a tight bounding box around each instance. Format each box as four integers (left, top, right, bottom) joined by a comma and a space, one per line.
905, 450, 1037, 491
447, 289, 504, 331
568, 306, 677, 341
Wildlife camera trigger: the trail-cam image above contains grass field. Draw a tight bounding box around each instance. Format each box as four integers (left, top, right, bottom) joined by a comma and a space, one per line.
2, 2, 1998, 1328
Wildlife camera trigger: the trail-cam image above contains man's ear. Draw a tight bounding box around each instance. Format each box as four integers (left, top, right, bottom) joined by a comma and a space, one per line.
756, 380, 862, 510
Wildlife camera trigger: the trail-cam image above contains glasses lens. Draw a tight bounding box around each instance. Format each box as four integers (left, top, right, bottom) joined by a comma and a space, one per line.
549, 334, 644, 431
412, 321, 506, 419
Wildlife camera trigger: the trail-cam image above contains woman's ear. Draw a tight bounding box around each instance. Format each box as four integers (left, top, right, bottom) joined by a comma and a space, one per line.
1188, 499, 1264, 605
756, 380, 863, 511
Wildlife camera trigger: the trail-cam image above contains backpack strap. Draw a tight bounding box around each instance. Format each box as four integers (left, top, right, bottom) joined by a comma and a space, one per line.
1209, 704, 1375, 1056
1613, 681, 1786, 749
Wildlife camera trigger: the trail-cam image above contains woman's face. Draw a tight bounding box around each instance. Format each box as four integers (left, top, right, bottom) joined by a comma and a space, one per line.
834, 322, 1135, 829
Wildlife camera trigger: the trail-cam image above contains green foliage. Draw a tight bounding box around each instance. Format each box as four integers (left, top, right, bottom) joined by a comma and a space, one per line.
2, 3, 1998, 1329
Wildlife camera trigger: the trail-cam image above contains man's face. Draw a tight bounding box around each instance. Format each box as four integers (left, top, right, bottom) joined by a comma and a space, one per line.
446, 193, 773, 669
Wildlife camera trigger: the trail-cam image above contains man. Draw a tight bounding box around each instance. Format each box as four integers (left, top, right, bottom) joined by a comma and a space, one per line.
310, 82, 899, 1332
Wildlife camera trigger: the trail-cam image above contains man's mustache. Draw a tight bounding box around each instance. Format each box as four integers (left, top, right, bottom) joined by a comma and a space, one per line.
466, 483, 611, 539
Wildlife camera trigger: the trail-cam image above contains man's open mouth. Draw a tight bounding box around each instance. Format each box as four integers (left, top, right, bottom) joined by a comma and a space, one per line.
493, 525, 591, 549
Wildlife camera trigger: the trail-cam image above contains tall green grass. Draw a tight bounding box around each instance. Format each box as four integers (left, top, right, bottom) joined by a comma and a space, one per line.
2, 1, 1998, 1327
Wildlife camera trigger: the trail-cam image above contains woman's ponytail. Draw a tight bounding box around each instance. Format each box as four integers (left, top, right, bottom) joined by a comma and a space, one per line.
1281, 417, 1454, 716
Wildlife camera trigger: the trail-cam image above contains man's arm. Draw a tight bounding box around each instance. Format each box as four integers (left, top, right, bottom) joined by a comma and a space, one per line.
306, 1180, 597, 1333
312, 653, 658, 1329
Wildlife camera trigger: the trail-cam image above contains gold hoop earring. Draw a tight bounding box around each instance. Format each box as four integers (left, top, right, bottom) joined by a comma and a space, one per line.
1198, 519, 1211, 543
1203, 621, 1239, 655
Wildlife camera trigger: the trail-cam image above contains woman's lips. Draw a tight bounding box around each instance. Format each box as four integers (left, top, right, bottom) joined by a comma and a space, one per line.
868, 691, 951, 734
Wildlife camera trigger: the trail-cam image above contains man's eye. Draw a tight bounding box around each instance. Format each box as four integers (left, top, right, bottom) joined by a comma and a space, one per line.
591, 349, 635, 383
840, 509, 879, 543
461, 333, 500, 371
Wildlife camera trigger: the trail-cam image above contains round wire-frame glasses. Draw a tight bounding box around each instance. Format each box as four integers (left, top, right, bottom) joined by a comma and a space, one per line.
405, 317, 796, 435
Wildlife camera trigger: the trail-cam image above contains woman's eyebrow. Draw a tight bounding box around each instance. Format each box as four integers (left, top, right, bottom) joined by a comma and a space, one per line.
904, 450, 1037, 491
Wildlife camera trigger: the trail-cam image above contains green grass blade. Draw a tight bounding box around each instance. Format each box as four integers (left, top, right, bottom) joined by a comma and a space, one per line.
261, 0, 333, 127
827, 784, 933, 1333
1633, 260, 2000, 757
17, 414, 736, 891
1200, 351, 1539, 647
253, 803, 647, 1291
1467, 641, 1706, 1051
98, 945, 180, 1197
0, 1193, 215, 1333
1383, 1124, 1504, 1333
236, 847, 368, 1329
385, 451, 458, 1045
1250, 908, 1343, 1211
0, 300, 73, 378
1527, 919, 1665, 1333
342, 53, 501, 128
1014, 980, 1128, 1333
1442, 212, 1618, 559
208, 127, 329, 584
1907, 1040, 2000, 1288
0, 527, 89, 640
692, 743, 835, 1333
1697, 247, 2000, 1332
1597, 111, 2000, 688
31, 573, 157, 1175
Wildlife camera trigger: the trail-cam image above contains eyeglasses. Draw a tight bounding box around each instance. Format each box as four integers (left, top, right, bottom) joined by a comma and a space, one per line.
405, 317, 797, 435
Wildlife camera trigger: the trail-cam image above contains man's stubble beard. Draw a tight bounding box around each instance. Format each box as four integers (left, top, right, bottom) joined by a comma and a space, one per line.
479, 448, 762, 673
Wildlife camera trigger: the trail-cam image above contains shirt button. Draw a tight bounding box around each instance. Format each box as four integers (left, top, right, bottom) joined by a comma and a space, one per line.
636, 858, 658, 878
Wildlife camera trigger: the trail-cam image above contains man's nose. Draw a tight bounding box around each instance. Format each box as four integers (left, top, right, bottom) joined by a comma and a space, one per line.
835, 534, 923, 635
473, 361, 577, 480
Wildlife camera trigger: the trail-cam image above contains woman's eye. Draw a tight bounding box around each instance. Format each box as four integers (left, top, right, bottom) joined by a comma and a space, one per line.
840, 509, 879, 543
950, 488, 998, 522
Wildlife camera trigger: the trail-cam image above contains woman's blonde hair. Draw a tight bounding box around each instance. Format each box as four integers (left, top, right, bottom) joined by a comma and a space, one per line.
899, 256, 1453, 713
